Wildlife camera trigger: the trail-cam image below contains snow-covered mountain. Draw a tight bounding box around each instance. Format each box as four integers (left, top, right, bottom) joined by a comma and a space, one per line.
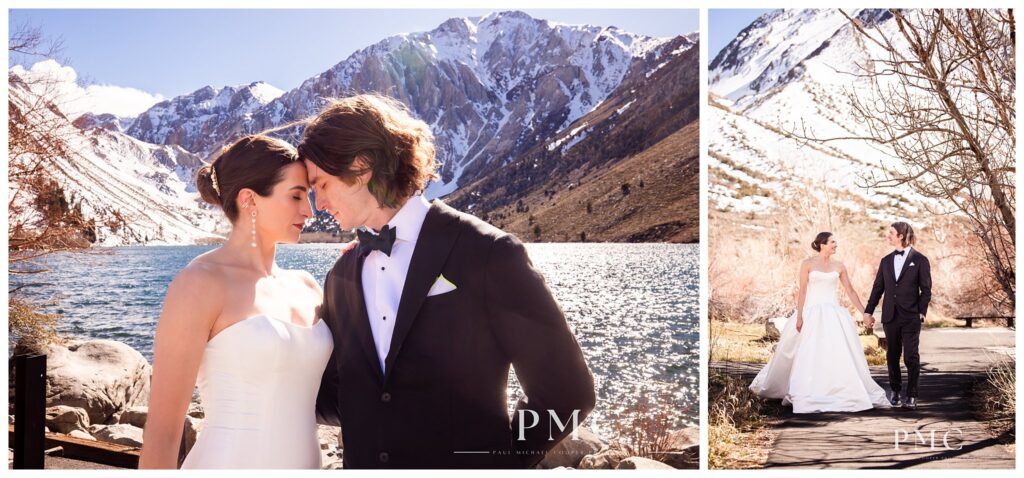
709, 9, 935, 222
447, 32, 700, 243
126, 10, 689, 199
11, 10, 699, 245
126, 82, 284, 157
9, 72, 224, 246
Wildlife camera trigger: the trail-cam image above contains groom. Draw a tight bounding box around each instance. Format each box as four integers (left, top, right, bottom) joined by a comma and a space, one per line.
299, 94, 596, 469
863, 221, 932, 410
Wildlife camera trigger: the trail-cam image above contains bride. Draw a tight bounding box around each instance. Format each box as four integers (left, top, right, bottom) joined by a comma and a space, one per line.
140, 135, 333, 468
749, 232, 890, 413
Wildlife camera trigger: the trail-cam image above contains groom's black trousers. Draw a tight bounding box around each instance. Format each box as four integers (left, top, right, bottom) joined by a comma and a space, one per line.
882, 317, 921, 398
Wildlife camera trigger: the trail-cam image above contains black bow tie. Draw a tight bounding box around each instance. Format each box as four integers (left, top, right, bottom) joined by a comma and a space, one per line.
356, 225, 396, 257
894, 249, 905, 257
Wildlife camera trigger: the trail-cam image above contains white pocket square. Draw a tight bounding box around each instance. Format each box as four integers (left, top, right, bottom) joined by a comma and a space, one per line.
909, 262, 916, 267
427, 274, 457, 297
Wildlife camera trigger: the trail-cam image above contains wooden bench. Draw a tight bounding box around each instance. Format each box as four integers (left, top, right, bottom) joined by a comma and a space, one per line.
958, 316, 1014, 328
9, 424, 140, 468
873, 327, 887, 351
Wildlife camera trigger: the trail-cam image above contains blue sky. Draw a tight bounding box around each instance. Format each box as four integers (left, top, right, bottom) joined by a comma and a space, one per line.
9, 9, 698, 101
708, 9, 773, 62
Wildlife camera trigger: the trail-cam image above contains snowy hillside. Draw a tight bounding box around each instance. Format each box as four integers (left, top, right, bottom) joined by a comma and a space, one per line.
709, 8, 937, 223
9, 72, 224, 246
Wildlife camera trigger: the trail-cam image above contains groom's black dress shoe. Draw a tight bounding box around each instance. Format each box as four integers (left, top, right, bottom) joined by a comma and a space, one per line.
903, 397, 917, 410
889, 392, 902, 407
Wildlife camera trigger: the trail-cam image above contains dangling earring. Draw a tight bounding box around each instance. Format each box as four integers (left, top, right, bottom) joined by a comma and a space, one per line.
250, 204, 257, 248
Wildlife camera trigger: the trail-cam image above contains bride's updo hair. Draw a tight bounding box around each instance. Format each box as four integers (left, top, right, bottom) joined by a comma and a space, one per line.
811, 232, 833, 252
196, 135, 299, 222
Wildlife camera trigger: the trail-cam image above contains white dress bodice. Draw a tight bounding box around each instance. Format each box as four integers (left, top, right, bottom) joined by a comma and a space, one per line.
804, 270, 841, 307
180, 315, 334, 469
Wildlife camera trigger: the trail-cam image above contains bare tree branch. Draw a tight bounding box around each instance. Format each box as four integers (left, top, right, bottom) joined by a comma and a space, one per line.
791, 9, 1015, 310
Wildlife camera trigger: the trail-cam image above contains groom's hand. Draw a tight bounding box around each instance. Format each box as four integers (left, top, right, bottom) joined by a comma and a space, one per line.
862, 313, 875, 329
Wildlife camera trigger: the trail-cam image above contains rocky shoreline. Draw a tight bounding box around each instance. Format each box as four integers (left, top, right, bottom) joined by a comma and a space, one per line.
9, 339, 697, 469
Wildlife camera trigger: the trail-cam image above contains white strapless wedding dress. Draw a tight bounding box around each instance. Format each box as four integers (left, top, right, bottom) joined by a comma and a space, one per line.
749, 270, 890, 413
181, 315, 334, 469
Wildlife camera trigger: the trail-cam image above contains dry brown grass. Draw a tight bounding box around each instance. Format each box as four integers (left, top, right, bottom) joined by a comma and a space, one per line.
860, 335, 888, 366
924, 317, 962, 328
487, 121, 700, 243
709, 321, 776, 364
708, 418, 778, 469
971, 357, 1015, 452
606, 390, 695, 468
708, 371, 781, 469
8, 296, 64, 354
711, 320, 888, 366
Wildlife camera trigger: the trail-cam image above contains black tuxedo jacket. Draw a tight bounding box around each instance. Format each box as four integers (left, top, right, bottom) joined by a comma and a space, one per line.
314, 200, 596, 469
864, 248, 932, 324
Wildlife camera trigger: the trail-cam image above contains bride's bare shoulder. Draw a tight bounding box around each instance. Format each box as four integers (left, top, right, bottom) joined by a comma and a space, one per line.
185, 249, 227, 271
171, 256, 227, 296
158, 257, 226, 327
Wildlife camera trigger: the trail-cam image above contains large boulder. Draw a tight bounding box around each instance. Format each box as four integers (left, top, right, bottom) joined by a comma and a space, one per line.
651, 427, 699, 469
765, 317, 788, 340
317, 424, 340, 450
68, 429, 96, 441
579, 444, 631, 469
187, 402, 205, 419
538, 427, 605, 468
665, 443, 699, 469
117, 405, 201, 453
45, 405, 91, 434
616, 456, 675, 469
118, 406, 148, 428
318, 425, 343, 470
42, 340, 151, 425
92, 423, 144, 448
182, 415, 202, 455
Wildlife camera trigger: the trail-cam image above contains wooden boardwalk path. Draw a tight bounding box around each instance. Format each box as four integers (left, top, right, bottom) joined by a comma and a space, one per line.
712, 327, 1015, 469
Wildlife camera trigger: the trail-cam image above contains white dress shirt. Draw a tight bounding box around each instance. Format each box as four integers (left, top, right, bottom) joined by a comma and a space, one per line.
893, 245, 912, 281
360, 194, 431, 373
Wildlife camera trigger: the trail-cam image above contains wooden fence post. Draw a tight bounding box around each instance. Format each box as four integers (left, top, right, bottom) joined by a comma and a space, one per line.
13, 353, 47, 469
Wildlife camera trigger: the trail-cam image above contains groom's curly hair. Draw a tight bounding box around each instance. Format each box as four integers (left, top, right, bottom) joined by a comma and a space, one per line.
297, 94, 439, 209
892, 221, 915, 247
